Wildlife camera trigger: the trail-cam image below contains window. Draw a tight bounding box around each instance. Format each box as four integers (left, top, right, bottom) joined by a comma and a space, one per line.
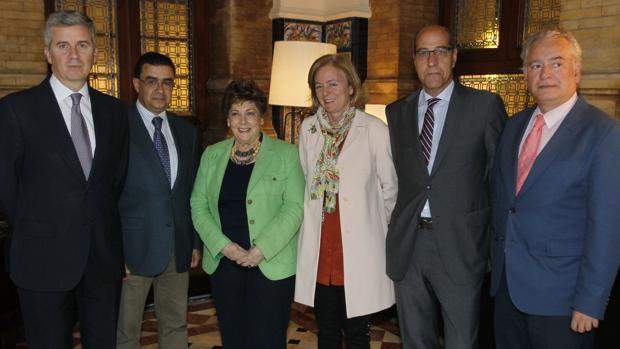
47, 0, 207, 116
442, 0, 561, 114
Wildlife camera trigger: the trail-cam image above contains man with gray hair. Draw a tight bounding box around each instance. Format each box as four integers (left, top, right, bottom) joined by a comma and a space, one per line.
490, 29, 620, 348
0, 10, 127, 348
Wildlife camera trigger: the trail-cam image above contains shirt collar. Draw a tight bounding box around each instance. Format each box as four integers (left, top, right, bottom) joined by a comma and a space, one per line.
49, 74, 90, 104
420, 80, 455, 105
136, 100, 167, 121
532, 93, 578, 129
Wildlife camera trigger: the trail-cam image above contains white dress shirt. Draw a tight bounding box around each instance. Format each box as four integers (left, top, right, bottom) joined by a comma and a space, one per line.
136, 100, 178, 188
417, 81, 455, 218
49, 75, 96, 156
518, 93, 578, 157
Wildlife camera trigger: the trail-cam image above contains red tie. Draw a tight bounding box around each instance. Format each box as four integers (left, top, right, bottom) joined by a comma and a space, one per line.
516, 114, 545, 194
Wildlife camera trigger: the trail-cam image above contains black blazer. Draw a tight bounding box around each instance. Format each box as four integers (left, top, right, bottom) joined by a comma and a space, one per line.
0, 77, 128, 291
118, 104, 200, 276
386, 83, 507, 283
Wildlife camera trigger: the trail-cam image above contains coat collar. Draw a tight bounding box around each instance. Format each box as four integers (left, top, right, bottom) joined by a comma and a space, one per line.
128, 104, 180, 190
41, 77, 108, 185
398, 82, 464, 177
513, 96, 590, 198
430, 82, 466, 175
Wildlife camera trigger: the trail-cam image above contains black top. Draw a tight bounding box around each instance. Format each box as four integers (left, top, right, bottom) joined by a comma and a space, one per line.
218, 160, 254, 250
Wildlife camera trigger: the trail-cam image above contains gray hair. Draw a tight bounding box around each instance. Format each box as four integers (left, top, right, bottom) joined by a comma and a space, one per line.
521, 29, 582, 70
43, 10, 96, 48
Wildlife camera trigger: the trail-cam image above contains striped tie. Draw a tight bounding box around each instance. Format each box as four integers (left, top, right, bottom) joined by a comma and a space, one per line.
420, 98, 440, 165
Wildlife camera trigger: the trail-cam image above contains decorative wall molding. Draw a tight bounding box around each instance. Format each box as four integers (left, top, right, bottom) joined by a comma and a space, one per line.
270, 0, 371, 21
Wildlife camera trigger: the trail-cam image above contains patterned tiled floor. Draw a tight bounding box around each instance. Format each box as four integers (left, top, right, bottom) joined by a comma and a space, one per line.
17, 298, 402, 348
148, 300, 403, 349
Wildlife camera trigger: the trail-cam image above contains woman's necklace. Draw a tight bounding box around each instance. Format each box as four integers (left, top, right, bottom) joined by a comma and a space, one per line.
230, 139, 261, 165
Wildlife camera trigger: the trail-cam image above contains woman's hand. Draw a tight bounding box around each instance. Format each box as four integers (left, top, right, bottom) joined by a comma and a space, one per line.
238, 245, 264, 268
222, 242, 249, 262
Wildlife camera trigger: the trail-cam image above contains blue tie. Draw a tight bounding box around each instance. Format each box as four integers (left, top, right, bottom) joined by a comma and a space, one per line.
152, 116, 171, 184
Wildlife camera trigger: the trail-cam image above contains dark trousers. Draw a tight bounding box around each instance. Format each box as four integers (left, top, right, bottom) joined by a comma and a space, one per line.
394, 227, 482, 349
210, 258, 294, 349
494, 270, 595, 349
314, 284, 370, 349
17, 259, 121, 349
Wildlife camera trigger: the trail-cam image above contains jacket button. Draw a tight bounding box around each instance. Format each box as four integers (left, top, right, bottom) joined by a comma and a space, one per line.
249, 219, 255, 224
247, 199, 253, 205
425, 185, 432, 190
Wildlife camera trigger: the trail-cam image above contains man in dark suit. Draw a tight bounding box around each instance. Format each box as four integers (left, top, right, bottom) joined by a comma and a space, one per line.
116, 52, 201, 349
0, 11, 128, 348
490, 29, 620, 349
386, 25, 507, 348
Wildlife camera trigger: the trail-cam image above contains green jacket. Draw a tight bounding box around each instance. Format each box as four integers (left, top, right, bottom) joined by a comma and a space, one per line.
190, 134, 305, 280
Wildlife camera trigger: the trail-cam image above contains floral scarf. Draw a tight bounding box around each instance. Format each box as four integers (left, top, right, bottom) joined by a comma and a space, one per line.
309, 106, 356, 213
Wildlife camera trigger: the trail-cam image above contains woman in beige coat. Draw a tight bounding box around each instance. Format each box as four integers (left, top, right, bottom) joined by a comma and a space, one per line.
294, 54, 398, 349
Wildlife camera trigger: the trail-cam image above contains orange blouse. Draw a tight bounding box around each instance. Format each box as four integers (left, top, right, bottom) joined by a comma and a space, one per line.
316, 196, 345, 286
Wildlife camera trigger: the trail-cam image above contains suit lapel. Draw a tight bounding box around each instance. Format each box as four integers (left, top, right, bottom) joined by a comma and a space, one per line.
41, 79, 88, 183
401, 91, 428, 173
247, 133, 274, 193
129, 105, 171, 188
431, 84, 465, 176
340, 110, 365, 156
517, 99, 588, 197
209, 138, 234, 207
88, 88, 109, 184
168, 114, 184, 192
502, 109, 533, 198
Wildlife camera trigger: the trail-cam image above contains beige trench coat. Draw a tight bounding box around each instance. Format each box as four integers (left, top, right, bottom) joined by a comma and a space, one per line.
294, 109, 398, 318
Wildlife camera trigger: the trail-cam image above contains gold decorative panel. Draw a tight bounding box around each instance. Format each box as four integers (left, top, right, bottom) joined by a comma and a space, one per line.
460, 74, 535, 116
55, 0, 119, 97
524, 0, 561, 37
455, 0, 501, 49
140, 0, 193, 114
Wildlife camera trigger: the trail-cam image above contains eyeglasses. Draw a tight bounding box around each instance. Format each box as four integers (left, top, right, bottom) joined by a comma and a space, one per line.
140, 77, 175, 90
415, 46, 453, 58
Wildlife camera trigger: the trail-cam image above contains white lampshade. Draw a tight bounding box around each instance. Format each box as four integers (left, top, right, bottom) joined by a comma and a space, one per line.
268, 41, 337, 107
364, 104, 387, 124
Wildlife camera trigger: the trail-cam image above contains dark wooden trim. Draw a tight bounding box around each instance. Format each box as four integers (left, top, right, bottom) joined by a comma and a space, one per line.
117, 0, 141, 107
350, 18, 368, 82
44, 0, 55, 18
192, 0, 209, 128
441, 0, 527, 76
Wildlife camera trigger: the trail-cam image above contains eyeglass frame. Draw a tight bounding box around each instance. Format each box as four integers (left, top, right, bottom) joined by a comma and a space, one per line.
139, 77, 176, 90
414, 46, 454, 59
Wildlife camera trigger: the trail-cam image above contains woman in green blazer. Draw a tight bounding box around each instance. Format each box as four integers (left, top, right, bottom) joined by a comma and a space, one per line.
191, 79, 304, 349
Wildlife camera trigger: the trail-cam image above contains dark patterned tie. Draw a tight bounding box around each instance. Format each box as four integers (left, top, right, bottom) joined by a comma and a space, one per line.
70, 93, 92, 179
152, 116, 171, 184
420, 97, 440, 165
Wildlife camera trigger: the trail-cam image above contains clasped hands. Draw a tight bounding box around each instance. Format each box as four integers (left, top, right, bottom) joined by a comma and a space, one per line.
222, 242, 263, 268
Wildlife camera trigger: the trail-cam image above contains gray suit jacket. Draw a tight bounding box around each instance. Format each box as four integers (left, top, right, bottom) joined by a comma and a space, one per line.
118, 104, 200, 276
386, 82, 507, 283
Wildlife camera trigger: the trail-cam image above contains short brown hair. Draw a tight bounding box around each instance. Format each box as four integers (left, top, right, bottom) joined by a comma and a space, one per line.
221, 79, 267, 117
307, 54, 367, 110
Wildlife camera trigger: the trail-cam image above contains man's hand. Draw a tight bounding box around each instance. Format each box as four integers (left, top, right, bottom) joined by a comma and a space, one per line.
221, 242, 248, 262
191, 249, 202, 268
571, 310, 599, 333
123, 264, 130, 281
